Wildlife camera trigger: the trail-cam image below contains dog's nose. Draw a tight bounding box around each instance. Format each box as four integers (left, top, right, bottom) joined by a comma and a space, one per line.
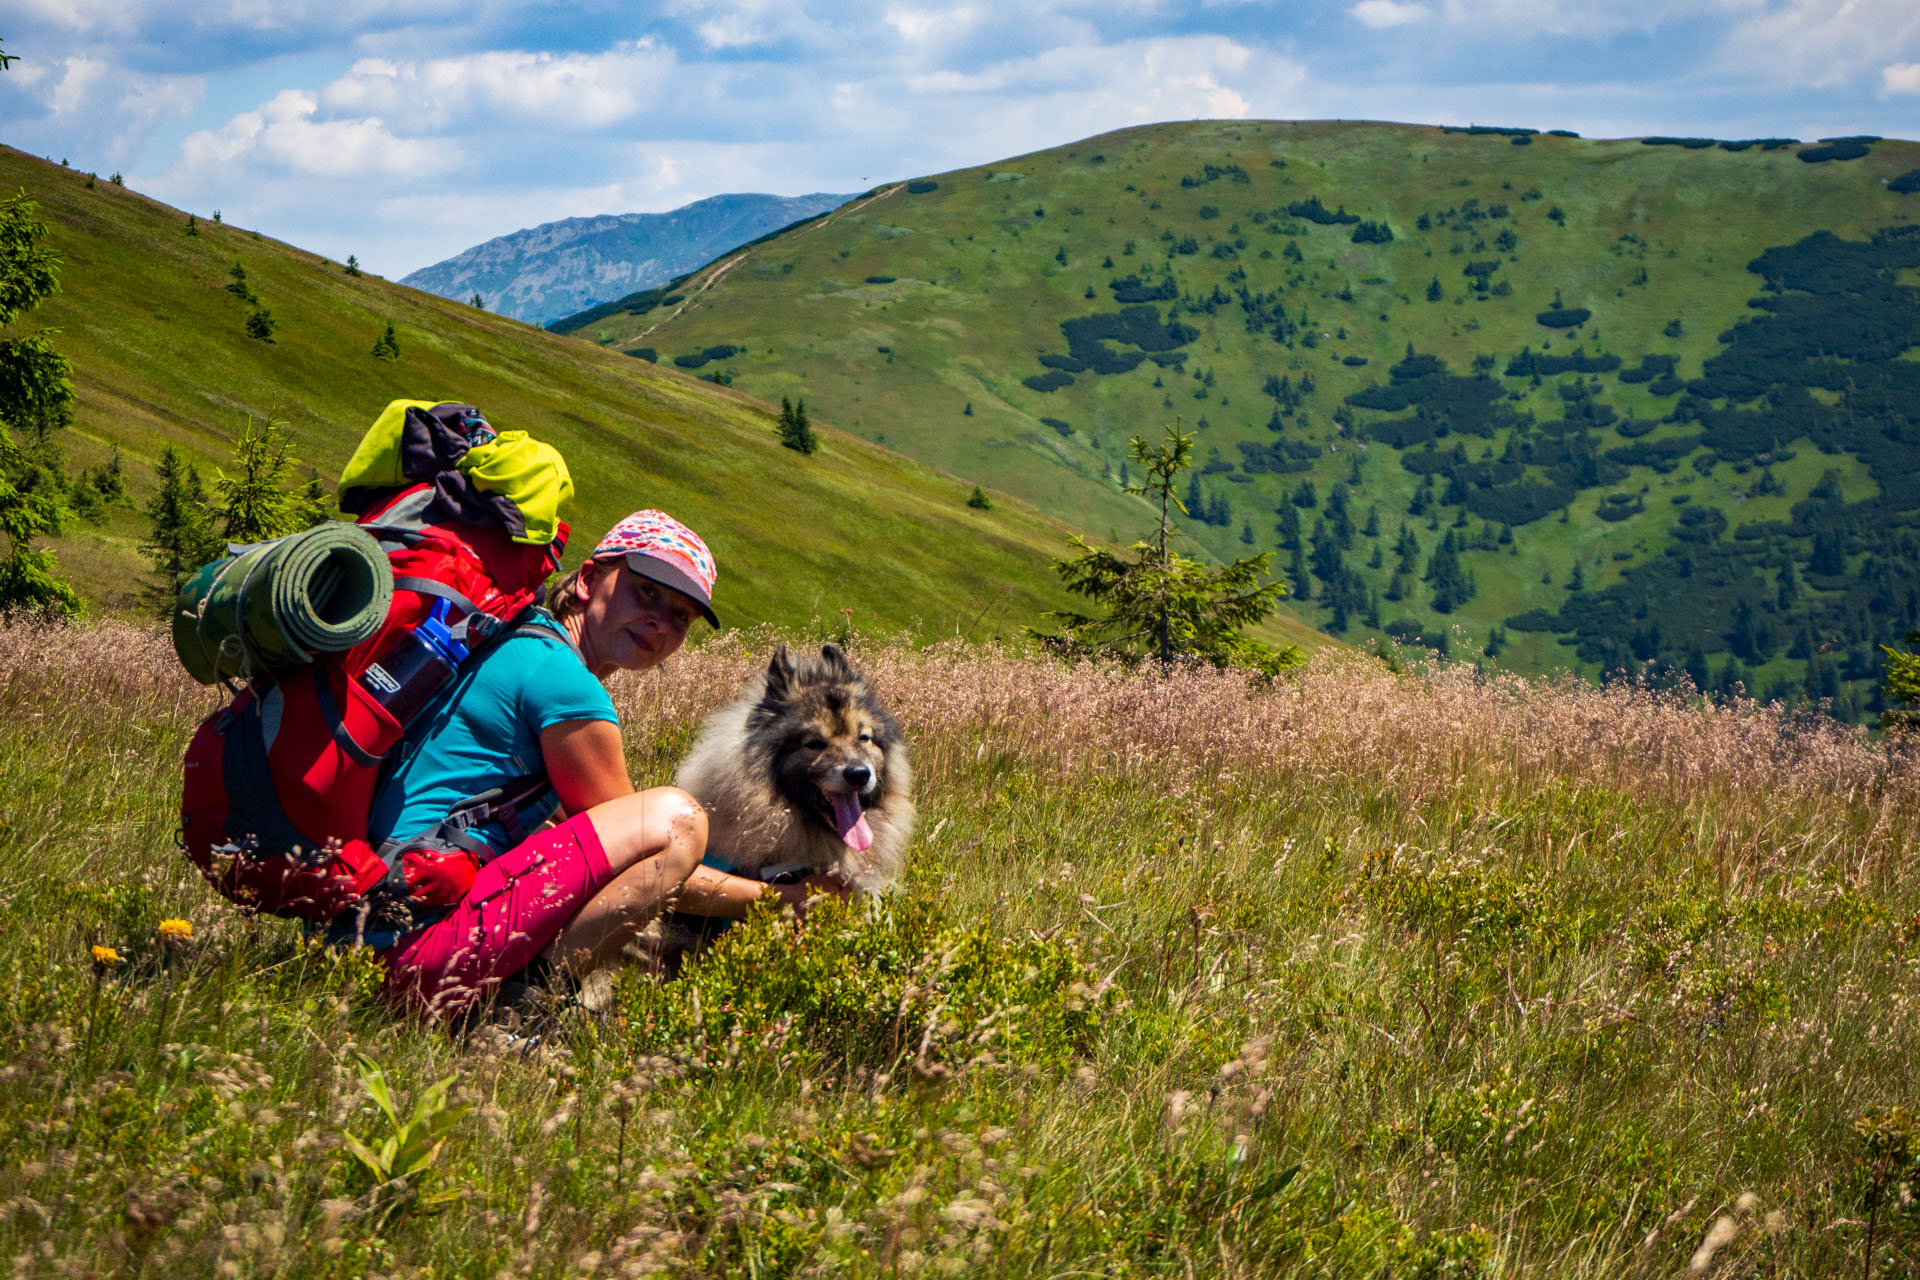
843, 763, 872, 790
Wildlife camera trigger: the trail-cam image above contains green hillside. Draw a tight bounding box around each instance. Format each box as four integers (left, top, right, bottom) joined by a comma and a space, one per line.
1, 143, 1308, 649
558, 120, 1920, 717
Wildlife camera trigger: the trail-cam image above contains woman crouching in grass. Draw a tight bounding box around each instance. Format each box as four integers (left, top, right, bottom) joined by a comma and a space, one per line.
341, 511, 723, 1023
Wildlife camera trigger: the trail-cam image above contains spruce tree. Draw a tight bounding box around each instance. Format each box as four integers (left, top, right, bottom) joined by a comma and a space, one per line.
1029, 422, 1297, 674
966, 485, 992, 510
371, 321, 400, 362
213, 418, 304, 543
0, 192, 79, 613
776, 396, 818, 454
345, 254, 362, 277
141, 445, 223, 611
245, 308, 275, 342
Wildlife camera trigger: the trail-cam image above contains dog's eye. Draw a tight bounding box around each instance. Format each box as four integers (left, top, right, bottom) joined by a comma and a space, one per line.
858, 731, 872, 743
805, 737, 827, 751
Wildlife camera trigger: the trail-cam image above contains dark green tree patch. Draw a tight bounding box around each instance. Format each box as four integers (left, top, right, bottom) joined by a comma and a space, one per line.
1350, 221, 1393, 244
906, 180, 939, 194
1617, 353, 1676, 384
1605, 433, 1703, 471
1180, 163, 1250, 187
1595, 493, 1645, 522
1440, 125, 1536, 138
1536, 307, 1591, 328
1642, 137, 1720, 149
1506, 347, 1619, 376
1031, 305, 1196, 384
1798, 139, 1873, 163
674, 343, 743, 369
1040, 417, 1073, 436
1285, 196, 1360, 226
1235, 440, 1311, 475
1109, 274, 1176, 303
864, 275, 896, 284
1889, 170, 1920, 195
1023, 371, 1074, 392
1464, 481, 1578, 527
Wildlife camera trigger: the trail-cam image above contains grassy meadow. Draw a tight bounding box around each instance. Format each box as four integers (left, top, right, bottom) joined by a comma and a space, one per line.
3, 619, 1916, 1277
0, 144, 1155, 648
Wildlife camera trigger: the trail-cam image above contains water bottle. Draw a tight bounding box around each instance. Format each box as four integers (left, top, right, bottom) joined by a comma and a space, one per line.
357, 599, 470, 726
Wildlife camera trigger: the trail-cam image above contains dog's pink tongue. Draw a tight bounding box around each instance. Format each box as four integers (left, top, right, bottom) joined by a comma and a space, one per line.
831, 793, 874, 851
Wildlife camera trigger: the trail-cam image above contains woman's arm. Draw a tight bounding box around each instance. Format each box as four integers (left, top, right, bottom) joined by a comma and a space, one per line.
540, 719, 634, 813
674, 865, 852, 918
540, 718, 849, 917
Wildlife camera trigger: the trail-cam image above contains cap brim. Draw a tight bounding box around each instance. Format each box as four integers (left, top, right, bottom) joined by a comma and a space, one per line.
620, 552, 720, 627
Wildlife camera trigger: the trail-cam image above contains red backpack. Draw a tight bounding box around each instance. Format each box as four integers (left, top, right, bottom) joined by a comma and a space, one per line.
178, 401, 571, 922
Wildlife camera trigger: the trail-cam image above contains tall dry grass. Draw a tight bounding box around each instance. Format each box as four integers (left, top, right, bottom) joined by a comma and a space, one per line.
0, 620, 1915, 1279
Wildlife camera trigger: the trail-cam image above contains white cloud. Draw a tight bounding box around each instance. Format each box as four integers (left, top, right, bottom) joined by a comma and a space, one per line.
321, 43, 675, 131
178, 87, 457, 178
1431, 0, 1761, 39
1885, 62, 1920, 95
1350, 1, 1429, 29
666, 0, 805, 50
1720, 0, 1920, 88
887, 4, 984, 48
0, 53, 202, 165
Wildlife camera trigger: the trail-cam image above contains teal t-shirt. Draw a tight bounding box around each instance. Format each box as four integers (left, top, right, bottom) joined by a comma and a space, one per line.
369, 612, 618, 854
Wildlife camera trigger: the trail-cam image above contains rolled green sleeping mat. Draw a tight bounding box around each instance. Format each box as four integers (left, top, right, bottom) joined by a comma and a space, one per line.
173, 523, 394, 685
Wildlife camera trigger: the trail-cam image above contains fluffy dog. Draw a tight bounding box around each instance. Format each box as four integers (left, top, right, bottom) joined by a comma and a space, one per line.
639, 642, 914, 967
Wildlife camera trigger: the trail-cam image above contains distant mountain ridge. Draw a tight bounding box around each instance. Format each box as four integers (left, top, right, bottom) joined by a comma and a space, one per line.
401, 192, 854, 325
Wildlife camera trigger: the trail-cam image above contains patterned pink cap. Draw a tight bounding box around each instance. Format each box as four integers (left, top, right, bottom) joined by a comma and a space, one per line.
591, 510, 718, 626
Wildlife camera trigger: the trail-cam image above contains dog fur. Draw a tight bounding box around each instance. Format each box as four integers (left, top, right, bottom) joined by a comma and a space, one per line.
633, 642, 913, 968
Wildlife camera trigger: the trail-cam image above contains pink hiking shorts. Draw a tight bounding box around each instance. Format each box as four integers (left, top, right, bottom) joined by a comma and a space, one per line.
380, 811, 614, 1021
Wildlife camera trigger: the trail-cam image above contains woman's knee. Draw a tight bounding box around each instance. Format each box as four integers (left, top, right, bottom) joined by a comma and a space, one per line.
587, 786, 707, 876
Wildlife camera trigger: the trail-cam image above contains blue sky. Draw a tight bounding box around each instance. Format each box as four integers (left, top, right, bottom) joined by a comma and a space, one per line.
5, 1, 1919, 277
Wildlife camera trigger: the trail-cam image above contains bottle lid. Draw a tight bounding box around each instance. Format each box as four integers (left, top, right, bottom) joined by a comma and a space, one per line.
415, 598, 472, 667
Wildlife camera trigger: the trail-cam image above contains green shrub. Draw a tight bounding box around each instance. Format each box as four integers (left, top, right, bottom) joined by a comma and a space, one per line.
617, 894, 1112, 1076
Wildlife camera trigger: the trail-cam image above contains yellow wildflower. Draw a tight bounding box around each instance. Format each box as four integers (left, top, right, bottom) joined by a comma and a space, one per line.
90, 944, 122, 967
157, 918, 194, 942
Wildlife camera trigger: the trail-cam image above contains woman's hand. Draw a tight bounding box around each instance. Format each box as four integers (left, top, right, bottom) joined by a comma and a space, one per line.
770, 871, 855, 914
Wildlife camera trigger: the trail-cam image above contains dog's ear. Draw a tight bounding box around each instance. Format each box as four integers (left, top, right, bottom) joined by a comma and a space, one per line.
764, 643, 796, 702
819, 642, 856, 681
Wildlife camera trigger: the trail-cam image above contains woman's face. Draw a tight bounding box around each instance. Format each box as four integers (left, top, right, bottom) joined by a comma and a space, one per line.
576, 558, 697, 672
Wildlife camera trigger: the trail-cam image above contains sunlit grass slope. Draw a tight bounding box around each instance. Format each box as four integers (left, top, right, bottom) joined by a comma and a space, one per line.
1, 144, 1220, 646
3, 623, 1916, 1276
560, 120, 1920, 687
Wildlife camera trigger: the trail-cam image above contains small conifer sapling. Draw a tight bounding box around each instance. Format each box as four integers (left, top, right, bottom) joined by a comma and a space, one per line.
1028, 421, 1298, 674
